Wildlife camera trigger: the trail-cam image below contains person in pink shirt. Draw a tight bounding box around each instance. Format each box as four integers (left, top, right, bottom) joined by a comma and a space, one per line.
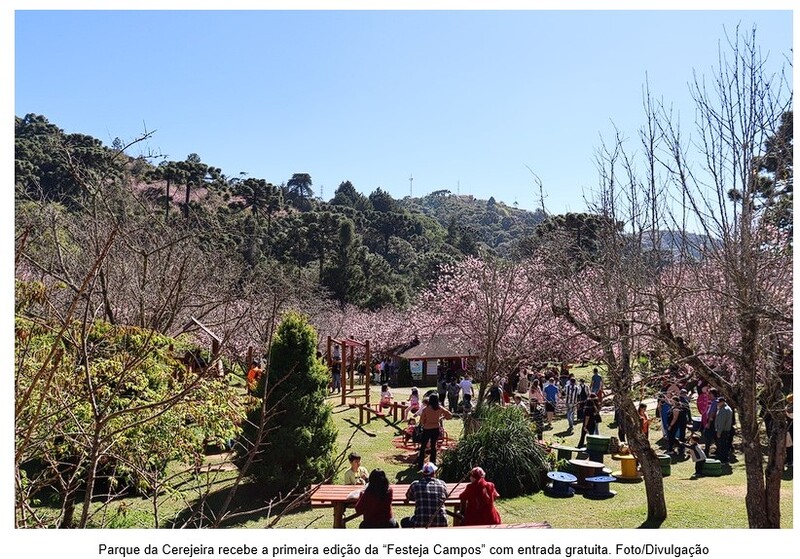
696, 385, 711, 423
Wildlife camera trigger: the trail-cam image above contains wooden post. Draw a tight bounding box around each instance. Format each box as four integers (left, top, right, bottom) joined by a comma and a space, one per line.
326, 336, 333, 367
365, 340, 371, 405
212, 339, 223, 376
338, 340, 345, 406
349, 344, 355, 391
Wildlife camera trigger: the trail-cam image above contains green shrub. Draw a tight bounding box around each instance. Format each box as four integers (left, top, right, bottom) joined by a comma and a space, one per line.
15, 316, 244, 500
439, 406, 549, 498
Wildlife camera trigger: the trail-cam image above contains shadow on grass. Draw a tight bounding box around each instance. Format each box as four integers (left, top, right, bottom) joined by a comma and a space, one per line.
394, 463, 424, 484
638, 517, 666, 529
389, 451, 419, 465
167, 480, 311, 528
342, 418, 377, 437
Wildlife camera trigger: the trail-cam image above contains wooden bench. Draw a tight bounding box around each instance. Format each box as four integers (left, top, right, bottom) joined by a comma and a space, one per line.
450, 521, 551, 529
347, 394, 368, 408
357, 403, 387, 424
310, 483, 465, 528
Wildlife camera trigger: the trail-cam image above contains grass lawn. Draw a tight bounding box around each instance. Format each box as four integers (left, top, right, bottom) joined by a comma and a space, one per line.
84, 383, 793, 529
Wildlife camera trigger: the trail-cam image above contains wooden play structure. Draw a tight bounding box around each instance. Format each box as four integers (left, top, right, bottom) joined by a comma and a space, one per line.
326, 335, 370, 408
180, 316, 224, 377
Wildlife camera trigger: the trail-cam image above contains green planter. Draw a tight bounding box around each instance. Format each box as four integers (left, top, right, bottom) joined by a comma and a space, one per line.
586, 435, 611, 453
703, 459, 723, 477
657, 454, 671, 476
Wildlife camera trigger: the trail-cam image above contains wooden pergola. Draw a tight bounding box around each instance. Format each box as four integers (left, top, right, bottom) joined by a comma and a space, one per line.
327, 335, 371, 406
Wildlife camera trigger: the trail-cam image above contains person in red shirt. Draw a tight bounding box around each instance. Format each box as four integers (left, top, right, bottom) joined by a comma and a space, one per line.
459, 467, 502, 526
354, 469, 398, 528
246, 360, 262, 393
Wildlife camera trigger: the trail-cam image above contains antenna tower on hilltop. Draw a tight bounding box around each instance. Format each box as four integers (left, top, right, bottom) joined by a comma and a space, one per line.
409, 173, 413, 197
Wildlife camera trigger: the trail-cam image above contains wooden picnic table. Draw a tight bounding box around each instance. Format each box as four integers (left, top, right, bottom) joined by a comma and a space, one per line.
310, 482, 466, 528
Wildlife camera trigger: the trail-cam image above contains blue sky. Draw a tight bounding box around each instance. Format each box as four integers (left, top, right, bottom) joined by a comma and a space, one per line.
14, 9, 793, 214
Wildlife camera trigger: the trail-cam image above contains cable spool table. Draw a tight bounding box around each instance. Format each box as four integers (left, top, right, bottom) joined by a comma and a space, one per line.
611, 454, 642, 481
585, 435, 611, 463
703, 459, 724, 477
585, 475, 617, 499
550, 444, 586, 462
550, 444, 585, 474
545, 471, 577, 497
569, 459, 607, 492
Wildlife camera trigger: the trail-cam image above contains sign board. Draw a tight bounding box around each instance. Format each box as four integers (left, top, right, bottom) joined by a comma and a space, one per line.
427, 359, 439, 376
410, 360, 423, 380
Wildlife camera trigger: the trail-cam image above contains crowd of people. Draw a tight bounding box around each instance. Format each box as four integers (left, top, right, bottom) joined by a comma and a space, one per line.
336, 360, 793, 529
477, 365, 607, 444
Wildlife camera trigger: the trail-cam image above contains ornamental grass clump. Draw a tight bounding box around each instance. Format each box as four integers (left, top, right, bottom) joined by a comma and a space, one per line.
439, 405, 549, 498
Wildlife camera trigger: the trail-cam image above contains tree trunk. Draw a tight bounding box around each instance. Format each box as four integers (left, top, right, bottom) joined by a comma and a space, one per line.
183, 182, 192, 219
632, 433, 668, 525
764, 417, 787, 528
611, 323, 667, 525
57, 458, 80, 528
763, 345, 788, 528
613, 383, 667, 524
78, 434, 102, 528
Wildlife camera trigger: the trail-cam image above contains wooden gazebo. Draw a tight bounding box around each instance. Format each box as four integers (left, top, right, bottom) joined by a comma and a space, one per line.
393, 334, 478, 387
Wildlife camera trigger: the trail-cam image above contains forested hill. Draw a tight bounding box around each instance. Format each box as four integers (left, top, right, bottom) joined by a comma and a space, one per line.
14, 113, 549, 310
402, 191, 547, 256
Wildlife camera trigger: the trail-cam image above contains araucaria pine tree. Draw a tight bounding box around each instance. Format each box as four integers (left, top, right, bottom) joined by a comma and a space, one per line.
240, 312, 337, 494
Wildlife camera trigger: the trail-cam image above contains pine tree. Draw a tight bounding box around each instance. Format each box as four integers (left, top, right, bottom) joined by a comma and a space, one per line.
239, 312, 337, 494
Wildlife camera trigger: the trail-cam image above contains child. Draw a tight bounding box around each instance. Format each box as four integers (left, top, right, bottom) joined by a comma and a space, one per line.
380, 384, 393, 408
638, 403, 651, 439
513, 394, 528, 415
408, 387, 420, 414
246, 359, 262, 393
403, 417, 417, 444
344, 452, 369, 485
683, 434, 707, 478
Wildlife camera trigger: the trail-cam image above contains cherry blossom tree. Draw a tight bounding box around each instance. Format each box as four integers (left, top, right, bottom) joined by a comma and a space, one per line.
413, 256, 577, 402
648, 26, 792, 528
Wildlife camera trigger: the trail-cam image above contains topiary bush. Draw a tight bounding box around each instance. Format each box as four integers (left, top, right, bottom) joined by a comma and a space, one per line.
439, 405, 549, 498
